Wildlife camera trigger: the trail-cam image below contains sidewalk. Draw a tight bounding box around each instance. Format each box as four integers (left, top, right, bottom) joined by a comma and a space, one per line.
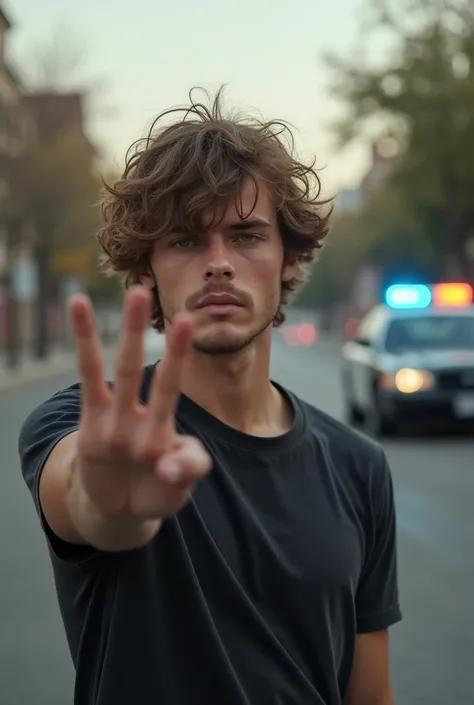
0, 343, 118, 394
0, 347, 81, 393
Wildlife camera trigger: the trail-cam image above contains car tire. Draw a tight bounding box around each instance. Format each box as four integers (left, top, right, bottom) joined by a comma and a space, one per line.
366, 394, 397, 438
342, 370, 365, 426
345, 399, 365, 426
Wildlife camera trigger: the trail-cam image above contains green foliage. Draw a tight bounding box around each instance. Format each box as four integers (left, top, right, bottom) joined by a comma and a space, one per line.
325, 0, 474, 279
298, 184, 443, 310
87, 267, 123, 304
12, 130, 101, 278
296, 213, 367, 308
359, 185, 436, 267
14, 131, 99, 230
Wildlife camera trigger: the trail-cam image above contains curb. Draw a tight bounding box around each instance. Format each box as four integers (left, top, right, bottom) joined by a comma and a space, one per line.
0, 345, 117, 395
0, 354, 78, 394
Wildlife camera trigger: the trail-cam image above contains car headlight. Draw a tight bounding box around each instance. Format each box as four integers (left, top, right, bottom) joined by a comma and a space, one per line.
379, 368, 435, 393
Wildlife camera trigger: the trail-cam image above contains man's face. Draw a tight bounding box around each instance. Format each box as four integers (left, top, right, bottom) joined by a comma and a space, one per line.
148, 180, 295, 355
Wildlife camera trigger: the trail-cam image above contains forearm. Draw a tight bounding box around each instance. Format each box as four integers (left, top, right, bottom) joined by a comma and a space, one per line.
67, 459, 162, 552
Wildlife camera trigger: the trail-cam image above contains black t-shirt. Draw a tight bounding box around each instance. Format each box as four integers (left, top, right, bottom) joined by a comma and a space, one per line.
18, 365, 402, 705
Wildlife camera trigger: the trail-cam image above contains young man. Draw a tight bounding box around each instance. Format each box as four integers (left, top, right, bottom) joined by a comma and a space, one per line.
19, 91, 401, 705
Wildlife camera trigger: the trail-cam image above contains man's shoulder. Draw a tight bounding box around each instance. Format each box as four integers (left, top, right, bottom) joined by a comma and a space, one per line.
292, 392, 386, 471
291, 393, 393, 513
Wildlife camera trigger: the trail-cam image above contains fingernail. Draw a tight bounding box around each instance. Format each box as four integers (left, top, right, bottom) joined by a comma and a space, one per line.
160, 458, 181, 482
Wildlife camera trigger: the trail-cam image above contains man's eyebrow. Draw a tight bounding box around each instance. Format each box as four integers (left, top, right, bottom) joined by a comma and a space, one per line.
167, 217, 271, 236
227, 217, 271, 231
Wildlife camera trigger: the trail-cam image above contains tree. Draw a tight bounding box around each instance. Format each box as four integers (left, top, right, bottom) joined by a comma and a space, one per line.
298, 184, 442, 314
13, 25, 114, 122
10, 28, 112, 358
11, 129, 101, 357
325, 0, 474, 281
296, 212, 369, 310
357, 183, 441, 283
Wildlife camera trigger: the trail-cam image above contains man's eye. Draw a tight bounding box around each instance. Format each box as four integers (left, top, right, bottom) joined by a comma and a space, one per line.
236, 233, 260, 244
171, 238, 195, 249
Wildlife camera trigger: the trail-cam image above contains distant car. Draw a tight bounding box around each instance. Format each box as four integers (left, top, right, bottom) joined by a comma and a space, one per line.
341, 282, 474, 436
344, 317, 361, 340
279, 309, 318, 347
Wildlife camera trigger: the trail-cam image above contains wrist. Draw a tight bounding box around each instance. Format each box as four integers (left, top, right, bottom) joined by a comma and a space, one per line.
66, 453, 162, 551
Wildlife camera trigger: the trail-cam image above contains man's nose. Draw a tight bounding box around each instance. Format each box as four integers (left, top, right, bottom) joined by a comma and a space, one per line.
202, 238, 235, 281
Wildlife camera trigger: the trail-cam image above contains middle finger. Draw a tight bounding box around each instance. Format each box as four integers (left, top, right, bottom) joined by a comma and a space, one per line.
113, 287, 151, 412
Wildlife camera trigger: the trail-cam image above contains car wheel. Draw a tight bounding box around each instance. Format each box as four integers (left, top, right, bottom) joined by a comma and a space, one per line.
366, 394, 397, 438
345, 399, 365, 426
342, 371, 364, 426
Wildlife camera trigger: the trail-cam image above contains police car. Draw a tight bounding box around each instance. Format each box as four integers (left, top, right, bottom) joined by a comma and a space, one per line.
341, 282, 474, 436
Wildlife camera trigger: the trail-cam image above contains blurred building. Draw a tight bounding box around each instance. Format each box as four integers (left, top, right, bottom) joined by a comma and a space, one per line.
22, 92, 96, 159
0, 6, 36, 363
0, 4, 102, 363
338, 141, 401, 323
334, 140, 399, 217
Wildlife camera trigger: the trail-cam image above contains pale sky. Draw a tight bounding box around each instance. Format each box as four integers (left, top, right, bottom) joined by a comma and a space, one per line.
8, 0, 372, 194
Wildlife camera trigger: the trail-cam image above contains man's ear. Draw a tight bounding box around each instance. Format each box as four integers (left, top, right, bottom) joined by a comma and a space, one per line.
139, 262, 156, 291
281, 253, 297, 283
140, 272, 155, 290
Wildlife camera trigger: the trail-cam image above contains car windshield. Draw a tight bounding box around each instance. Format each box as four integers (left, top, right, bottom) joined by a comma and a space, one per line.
385, 314, 474, 353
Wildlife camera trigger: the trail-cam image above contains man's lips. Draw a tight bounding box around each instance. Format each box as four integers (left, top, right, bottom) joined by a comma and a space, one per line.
196, 293, 244, 315
197, 294, 243, 308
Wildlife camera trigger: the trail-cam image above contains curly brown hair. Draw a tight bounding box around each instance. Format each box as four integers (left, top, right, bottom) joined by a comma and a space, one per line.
98, 87, 332, 331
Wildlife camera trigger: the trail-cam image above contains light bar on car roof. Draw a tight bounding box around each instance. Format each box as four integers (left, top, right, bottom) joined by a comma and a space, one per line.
385, 282, 473, 309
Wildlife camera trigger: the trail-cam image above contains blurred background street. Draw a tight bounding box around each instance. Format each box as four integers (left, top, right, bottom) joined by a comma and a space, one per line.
1, 0, 474, 702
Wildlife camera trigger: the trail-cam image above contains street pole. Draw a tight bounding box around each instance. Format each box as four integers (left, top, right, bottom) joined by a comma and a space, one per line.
4, 214, 21, 368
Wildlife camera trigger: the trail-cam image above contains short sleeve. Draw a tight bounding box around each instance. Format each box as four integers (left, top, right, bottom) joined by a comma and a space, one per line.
355, 448, 402, 633
18, 383, 97, 563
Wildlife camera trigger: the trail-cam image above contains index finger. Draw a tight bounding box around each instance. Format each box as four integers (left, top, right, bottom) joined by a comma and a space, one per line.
69, 294, 110, 408
146, 313, 194, 434
113, 287, 151, 412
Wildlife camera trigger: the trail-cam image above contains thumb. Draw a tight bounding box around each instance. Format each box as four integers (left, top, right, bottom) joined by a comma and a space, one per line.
156, 436, 212, 485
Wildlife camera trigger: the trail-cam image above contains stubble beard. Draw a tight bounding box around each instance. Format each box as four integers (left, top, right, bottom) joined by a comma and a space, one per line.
192, 313, 276, 356
161, 297, 280, 356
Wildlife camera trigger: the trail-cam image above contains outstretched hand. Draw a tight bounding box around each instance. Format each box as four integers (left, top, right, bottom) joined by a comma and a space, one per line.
69, 287, 212, 521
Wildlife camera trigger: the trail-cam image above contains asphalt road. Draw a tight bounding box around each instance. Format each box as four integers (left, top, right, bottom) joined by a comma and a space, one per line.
1, 337, 473, 704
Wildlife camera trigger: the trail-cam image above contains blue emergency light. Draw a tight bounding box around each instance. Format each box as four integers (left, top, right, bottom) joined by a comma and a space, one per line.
385, 284, 432, 309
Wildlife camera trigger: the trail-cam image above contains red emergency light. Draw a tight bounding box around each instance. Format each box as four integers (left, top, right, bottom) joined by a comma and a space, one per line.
432, 283, 473, 308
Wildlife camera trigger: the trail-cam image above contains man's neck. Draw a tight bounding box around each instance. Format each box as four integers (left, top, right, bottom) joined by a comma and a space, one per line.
178, 337, 293, 437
